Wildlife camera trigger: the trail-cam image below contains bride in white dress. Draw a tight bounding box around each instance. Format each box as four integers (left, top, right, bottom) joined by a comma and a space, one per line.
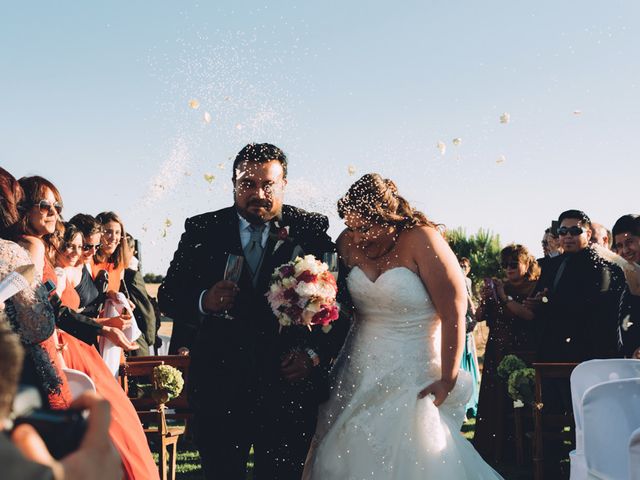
303, 174, 502, 479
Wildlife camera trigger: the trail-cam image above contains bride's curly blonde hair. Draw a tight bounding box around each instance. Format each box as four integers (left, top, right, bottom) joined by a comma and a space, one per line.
338, 173, 437, 230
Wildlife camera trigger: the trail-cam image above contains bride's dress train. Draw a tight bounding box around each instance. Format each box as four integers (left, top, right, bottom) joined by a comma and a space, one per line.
303, 267, 502, 479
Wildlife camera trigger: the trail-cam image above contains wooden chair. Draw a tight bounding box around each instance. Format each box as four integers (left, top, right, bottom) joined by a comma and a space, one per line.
120, 356, 191, 480
532, 362, 578, 480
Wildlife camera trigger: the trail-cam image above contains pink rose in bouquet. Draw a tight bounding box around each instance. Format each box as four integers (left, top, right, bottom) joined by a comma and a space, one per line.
266, 254, 340, 332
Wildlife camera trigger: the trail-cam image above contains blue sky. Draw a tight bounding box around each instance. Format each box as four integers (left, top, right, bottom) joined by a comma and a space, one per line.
2, 1, 639, 274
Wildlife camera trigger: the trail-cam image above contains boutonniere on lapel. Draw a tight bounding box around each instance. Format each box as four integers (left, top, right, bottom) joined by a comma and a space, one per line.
269, 220, 292, 253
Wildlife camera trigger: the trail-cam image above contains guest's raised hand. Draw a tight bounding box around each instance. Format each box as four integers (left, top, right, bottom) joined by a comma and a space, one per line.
280, 349, 312, 382
524, 288, 548, 311
494, 279, 507, 302
203, 280, 239, 313
100, 326, 139, 351
61, 392, 122, 480
99, 313, 132, 330
417, 378, 456, 407
12, 392, 122, 480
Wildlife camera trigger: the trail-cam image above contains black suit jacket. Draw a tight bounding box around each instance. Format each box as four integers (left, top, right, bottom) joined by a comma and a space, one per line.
158, 205, 349, 412
534, 248, 625, 362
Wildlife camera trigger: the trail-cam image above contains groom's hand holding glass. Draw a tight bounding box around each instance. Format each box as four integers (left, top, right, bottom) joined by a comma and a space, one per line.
202, 280, 239, 313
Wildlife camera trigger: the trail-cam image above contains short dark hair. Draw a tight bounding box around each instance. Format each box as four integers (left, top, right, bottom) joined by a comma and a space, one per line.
232, 143, 288, 183
69, 213, 103, 238
558, 209, 591, 228
61, 222, 81, 248
612, 214, 640, 238
0, 319, 24, 420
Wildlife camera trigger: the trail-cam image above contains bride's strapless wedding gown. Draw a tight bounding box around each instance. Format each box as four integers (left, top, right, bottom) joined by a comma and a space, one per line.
303, 267, 503, 479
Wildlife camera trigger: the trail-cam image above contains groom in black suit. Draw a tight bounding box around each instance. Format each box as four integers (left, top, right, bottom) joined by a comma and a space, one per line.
158, 143, 348, 480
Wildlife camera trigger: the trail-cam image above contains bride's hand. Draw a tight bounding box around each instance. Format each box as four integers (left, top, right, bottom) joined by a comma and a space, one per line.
417, 378, 456, 407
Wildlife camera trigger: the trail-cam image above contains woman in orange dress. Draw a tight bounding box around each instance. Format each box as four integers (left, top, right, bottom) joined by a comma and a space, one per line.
0, 167, 72, 411
18, 175, 159, 480
92, 211, 130, 296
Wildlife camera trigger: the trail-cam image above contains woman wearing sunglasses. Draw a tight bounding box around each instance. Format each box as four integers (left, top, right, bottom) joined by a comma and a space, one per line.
473, 244, 539, 465
15, 175, 159, 480
68, 213, 103, 315
0, 169, 74, 411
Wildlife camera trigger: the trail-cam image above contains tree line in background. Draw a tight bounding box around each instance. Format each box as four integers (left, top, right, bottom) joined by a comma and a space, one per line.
445, 227, 502, 296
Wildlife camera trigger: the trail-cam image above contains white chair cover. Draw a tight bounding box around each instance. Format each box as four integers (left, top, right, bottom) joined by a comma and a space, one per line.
99, 292, 141, 377
569, 359, 640, 479
62, 367, 96, 400
583, 378, 640, 479
629, 426, 640, 480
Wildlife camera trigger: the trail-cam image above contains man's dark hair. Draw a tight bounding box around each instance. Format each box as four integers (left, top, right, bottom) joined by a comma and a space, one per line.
612, 214, 640, 238
68, 213, 103, 237
232, 143, 288, 182
0, 319, 24, 420
558, 209, 591, 227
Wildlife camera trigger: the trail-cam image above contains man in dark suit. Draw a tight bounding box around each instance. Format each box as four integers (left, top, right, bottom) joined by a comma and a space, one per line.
158, 143, 348, 480
534, 210, 624, 363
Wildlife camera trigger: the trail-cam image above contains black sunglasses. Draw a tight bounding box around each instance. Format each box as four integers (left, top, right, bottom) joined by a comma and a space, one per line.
501, 261, 520, 269
82, 243, 101, 252
558, 226, 585, 237
36, 199, 63, 215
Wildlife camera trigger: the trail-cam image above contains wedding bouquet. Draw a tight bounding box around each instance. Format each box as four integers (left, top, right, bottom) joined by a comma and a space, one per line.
266, 254, 339, 331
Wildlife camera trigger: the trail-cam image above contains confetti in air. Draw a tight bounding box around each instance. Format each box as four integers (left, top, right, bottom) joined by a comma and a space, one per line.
189, 99, 200, 109
203, 173, 215, 184
573, 110, 582, 115
436, 141, 446, 156
164, 218, 172, 228
235, 123, 244, 130
499, 112, 510, 124
452, 138, 462, 147
496, 155, 506, 164
217, 163, 225, 169
203, 111, 212, 123
347, 165, 357, 176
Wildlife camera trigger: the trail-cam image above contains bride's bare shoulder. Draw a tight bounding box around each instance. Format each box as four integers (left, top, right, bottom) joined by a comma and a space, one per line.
337, 229, 355, 265
402, 225, 446, 247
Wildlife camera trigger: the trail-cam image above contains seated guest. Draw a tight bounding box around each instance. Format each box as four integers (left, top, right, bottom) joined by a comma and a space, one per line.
534, 210, 625, 362
67, 214, 102, 316
612, 214, 640, 358
93, 212, 132, 298
474, 244, 538, 464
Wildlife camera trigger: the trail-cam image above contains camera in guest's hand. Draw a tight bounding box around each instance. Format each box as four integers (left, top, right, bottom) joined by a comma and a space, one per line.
10, 385, 88, 459
483, 278, 499, 303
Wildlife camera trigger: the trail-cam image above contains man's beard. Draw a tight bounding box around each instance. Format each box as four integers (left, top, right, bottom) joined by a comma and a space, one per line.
235, 199, 278, 225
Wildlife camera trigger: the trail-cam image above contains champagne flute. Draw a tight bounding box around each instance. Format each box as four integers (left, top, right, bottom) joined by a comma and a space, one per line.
220, 254, 244, 319
323, 252, 339, 281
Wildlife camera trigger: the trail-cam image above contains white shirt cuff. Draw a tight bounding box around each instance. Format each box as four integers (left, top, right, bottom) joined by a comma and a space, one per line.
198, 290, 208, 315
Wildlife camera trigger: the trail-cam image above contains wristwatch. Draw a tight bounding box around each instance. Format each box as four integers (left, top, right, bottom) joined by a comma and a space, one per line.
305, 348, 320, 367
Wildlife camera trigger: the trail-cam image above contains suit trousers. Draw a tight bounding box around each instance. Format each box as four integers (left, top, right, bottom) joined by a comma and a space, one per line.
193, 385, 318, 480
